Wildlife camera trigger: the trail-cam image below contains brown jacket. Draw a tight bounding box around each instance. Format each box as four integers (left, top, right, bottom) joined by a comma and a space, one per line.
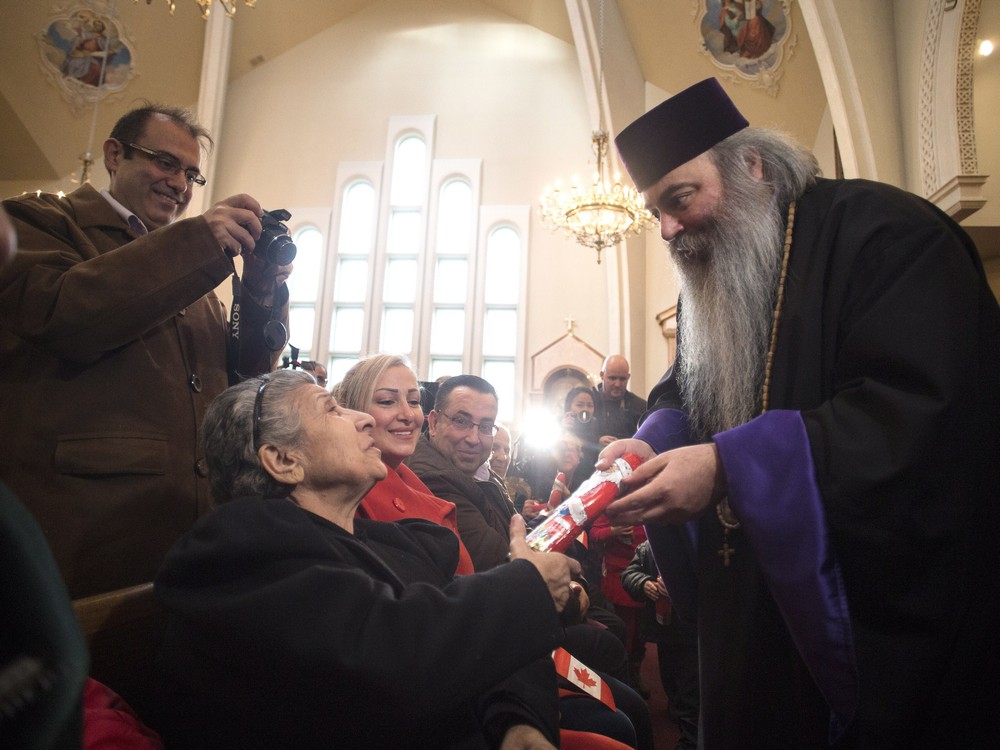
406, 434, 514, 572
0, 184, 285, 598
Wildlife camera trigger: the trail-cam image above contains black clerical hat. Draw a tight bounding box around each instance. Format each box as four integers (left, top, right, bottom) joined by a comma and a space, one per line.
614, 78, 749, 192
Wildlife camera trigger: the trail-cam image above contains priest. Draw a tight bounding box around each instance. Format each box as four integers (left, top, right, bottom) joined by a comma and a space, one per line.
601, 78, 1000, 748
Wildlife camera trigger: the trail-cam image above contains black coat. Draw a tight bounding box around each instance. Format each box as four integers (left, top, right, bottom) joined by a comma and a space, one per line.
154, 496, 563, 749
643, 178, 1000, 749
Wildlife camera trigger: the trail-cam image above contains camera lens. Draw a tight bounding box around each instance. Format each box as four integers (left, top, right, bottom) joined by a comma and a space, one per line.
262, 234, 296, 266
576, 410, 592, 424
255, 209, 297, 265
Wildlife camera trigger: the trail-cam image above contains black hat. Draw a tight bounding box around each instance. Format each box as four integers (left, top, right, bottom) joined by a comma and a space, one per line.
614, 78, 749, 192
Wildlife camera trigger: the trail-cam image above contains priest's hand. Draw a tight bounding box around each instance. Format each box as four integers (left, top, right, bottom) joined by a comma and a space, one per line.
508, 514, 581, 612
605, 443, 728, 526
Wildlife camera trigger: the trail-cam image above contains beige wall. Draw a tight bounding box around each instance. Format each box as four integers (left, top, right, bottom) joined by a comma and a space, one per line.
213, 0, 623, 409
0, 0, 205, 197
2, 0, 995, 412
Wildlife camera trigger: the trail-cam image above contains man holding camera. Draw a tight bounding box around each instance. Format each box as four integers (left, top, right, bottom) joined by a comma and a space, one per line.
0, 104, 291, 599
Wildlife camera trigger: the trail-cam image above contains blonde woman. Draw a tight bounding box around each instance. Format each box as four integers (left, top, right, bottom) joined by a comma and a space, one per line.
336, 354, 474, 574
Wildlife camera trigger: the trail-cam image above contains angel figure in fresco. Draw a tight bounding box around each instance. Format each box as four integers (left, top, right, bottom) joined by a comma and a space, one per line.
61, 12, 110, 87
719, 0, 745, 54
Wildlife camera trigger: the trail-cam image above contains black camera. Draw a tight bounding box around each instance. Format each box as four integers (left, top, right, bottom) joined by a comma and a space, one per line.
255, 209, 297, 265
575, 410, 592, 424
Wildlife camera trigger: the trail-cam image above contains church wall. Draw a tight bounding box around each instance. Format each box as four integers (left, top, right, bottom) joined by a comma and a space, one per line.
210, 0, 618, 410
0, 0, 205, 198
825, 0, 906, 187
969, 0, 1000, 232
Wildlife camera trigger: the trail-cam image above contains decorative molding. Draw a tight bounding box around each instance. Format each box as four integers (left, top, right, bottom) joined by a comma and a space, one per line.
655, 305, 678, 369
919, 0, 984, 216
956, 0, 981, 175
918, 0, 945, 195
528, 331, 604, 406
928, 174, 988, 222
695, 0, 797, 97
36, 1, 138, 113
655, 305, 677, 339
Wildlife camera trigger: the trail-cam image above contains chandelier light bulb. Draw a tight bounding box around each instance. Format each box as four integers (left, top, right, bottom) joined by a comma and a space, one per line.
139, 0, 257, 19
539, 131, 655, 263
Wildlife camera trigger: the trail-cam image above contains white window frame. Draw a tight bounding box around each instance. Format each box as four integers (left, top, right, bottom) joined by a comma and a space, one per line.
282, 118, 529, 422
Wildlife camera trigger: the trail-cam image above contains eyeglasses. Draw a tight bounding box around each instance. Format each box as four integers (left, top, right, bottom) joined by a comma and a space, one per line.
124, 142, 207, 187
438, 411, 498, 437
252, 375, 271, 451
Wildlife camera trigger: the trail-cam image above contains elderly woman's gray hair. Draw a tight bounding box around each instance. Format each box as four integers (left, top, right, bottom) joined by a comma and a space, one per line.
200, 369, 316, 504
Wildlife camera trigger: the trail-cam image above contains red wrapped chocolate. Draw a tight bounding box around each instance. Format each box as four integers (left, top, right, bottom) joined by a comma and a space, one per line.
525, 453, 643, 553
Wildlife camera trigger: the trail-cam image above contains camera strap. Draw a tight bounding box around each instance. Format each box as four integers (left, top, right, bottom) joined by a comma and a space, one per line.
227, 272, 289, 385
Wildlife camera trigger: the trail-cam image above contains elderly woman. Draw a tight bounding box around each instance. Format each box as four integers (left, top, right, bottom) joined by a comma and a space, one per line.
335, 354, 474, 574
154, 370, 580, 750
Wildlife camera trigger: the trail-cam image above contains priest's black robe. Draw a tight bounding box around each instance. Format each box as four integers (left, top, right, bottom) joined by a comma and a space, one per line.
153, 496, 563, 749
637, 177, 1000, 749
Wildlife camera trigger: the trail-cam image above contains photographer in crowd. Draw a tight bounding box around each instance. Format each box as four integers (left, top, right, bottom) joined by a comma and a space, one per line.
0, 103, 291, 599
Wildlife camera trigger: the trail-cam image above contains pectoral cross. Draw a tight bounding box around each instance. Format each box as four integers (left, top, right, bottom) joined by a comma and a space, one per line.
718, 535, 736, 566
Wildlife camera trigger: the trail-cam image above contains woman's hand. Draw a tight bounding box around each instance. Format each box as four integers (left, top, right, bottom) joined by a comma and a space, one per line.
499, 724, 557, 750
521, 499, 544, 520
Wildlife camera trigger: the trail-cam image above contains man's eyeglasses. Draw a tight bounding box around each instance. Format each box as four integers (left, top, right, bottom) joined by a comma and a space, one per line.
124, 142, 207, 187
252, 375, 271, 451
438, 411, 498, 437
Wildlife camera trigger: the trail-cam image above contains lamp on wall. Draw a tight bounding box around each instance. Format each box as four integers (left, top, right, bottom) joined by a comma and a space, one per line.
138, 0, 258, 19
539, 0, 654, 264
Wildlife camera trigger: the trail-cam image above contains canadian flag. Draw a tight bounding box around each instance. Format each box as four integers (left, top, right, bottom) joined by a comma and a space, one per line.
552, 647, 616, 711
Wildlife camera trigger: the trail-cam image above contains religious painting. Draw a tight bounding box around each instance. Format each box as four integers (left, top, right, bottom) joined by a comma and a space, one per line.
36, 1, 138, 112
696, 0, 796, 96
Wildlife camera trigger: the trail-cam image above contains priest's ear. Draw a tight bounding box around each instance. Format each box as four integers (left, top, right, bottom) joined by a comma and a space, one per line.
744, 149, 764, 181
258, 443, 305, 486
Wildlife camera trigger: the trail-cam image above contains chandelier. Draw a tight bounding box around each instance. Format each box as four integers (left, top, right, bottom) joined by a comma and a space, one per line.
540, 131, 653, 264
138, 0, 257, 19
539, 0, 654, 264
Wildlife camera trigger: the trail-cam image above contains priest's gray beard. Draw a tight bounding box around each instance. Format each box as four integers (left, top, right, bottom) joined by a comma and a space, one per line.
670, 171, 786, 440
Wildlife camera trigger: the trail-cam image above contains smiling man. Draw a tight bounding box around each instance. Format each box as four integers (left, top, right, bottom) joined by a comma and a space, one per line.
406, 374, 512, 572
0, 103, 291, 598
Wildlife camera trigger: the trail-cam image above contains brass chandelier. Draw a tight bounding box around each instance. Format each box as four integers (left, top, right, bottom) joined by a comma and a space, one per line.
539, 0, 654, 264
138, 0, 258, 19
540, 130, 653, 264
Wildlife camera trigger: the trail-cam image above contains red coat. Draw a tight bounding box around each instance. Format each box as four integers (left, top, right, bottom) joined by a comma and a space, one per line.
589, 516, 646, 608
358, 463, 475, 575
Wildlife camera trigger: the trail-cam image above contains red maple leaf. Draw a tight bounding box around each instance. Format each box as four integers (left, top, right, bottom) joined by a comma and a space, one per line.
573, 667, 597, 688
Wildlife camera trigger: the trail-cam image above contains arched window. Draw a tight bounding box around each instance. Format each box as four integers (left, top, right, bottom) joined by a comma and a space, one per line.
428, 178, 474, 381
282, 116, 528, 420
481, 225, 521, 423
286, 225, 324, 361
328, 180, 376, 382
